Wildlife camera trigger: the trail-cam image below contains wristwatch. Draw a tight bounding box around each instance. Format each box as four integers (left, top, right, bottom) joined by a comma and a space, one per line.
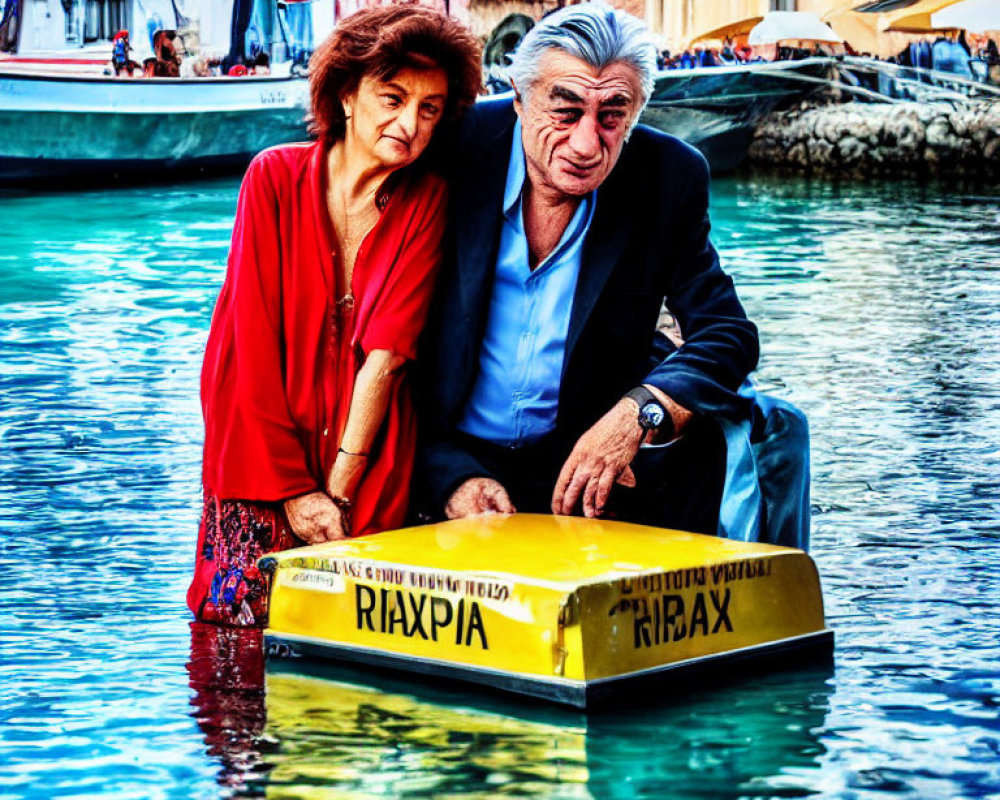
624, 386, 674, 438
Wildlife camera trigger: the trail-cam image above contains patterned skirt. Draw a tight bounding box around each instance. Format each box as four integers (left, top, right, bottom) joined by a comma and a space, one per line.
187, 492, 300, 627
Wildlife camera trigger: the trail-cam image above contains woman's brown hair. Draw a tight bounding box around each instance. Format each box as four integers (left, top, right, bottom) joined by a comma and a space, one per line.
308, 5, 482, 145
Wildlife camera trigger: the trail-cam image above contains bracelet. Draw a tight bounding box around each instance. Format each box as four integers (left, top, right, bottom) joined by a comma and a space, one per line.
329, 495, 352, 512
329, 494, 352, 537
338, 447, 369, 458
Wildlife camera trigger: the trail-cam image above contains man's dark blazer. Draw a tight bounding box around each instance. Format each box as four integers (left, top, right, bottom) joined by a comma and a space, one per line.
415, 96, 759, 511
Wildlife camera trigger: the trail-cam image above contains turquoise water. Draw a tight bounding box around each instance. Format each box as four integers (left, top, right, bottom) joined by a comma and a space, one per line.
1, 174, 998, 799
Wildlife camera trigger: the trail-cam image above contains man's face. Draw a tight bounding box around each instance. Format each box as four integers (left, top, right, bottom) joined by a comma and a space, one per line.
515, 50, 643, 201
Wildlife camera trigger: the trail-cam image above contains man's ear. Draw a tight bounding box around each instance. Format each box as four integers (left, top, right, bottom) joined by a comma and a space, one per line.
510, 79, 523, 117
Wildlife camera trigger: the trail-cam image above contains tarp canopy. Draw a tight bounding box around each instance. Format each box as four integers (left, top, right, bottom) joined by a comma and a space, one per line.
748, 12, 845, 45
880, 0, 961, 31
688, 16, 763, 47
853, 0, 921, 12
932, 0, 1000, 33
825, 6, 924, 56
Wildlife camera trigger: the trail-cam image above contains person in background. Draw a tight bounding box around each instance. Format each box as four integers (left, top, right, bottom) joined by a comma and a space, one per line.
252, 52, 270, 76
187, 5, 481, 627
720, 37, 737, 64
985, 38, 1000, 85
184, 57, 211, 77
153, 29, 182, 77
111, 30, 131, 77
695, 46, 717, 67
931, 29, 973, 79
957, 29, 972, 57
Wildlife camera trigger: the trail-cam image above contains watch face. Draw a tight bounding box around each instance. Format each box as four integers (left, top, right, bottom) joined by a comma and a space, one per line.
640, 402, 665, 429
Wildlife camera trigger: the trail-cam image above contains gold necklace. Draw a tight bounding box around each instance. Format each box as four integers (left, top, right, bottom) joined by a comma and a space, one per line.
326, 148, 393, 300
328, 183, 374, 297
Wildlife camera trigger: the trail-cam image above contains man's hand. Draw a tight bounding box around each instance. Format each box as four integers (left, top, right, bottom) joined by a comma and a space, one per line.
445, 477, 516, 519
552, 398, 644, 518
284, 491, 348, 544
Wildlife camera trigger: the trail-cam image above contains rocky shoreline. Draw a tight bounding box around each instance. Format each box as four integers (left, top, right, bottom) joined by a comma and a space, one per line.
748, 99, 1000, 179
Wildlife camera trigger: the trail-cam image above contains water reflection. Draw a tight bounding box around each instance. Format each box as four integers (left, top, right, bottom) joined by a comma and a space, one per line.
187, 623, 270, 795
265, 665, 832, 799
4, 173, 999, 799
188, 621, 833, 800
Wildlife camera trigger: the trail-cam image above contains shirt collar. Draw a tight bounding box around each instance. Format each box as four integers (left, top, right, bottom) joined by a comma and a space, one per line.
503, 118, 527, 218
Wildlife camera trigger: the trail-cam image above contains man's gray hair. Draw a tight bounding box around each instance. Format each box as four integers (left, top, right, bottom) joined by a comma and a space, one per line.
507, 4, 657, 107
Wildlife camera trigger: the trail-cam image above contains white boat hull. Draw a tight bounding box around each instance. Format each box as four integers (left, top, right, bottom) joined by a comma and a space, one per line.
0, 72, 310, 181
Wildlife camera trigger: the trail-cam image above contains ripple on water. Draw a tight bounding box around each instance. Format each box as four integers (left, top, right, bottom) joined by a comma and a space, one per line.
1, 174, 998, 799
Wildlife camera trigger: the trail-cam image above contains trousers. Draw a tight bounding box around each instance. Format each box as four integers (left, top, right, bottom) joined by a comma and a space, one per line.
452, 420, 728, 537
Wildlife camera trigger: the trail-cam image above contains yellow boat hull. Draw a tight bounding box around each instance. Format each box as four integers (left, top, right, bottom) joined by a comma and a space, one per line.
262, 514, 832, 708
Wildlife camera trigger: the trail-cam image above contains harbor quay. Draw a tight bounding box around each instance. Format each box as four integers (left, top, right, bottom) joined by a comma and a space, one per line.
750, 97, 1000, 178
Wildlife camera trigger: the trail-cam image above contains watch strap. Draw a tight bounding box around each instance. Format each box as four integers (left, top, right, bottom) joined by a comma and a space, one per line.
624, 386, 657, 409
624, 386, 675, 438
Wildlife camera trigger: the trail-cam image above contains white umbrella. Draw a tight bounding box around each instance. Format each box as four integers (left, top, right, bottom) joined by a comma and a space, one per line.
748, 11, 845, 45
933, 0, 1000, 33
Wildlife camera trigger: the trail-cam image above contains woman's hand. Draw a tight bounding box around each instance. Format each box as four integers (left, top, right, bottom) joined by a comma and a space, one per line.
283, 491, 348, 544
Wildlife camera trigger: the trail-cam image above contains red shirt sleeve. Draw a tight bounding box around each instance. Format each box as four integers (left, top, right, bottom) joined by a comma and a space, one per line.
201, 153, 318, 501
358, 176, 448, 361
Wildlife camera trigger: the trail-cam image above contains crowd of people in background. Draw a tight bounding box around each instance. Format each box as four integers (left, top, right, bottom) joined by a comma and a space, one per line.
108, 28, 272, 79
657, 36, 838, 71
654, 29, 998, 86
889, 30, 1000, 82
658, 37, 754, 70
185, 52, 271, 78
109, 22, 999, 86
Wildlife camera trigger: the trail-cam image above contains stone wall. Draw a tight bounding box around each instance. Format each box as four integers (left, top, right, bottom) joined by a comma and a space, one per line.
466, 0, 557, 40
748, 100, 1000, 179
466, 0, 645, 41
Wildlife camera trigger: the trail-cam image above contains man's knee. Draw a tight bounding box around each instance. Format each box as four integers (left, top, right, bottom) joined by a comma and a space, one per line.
753, 395, 811, 550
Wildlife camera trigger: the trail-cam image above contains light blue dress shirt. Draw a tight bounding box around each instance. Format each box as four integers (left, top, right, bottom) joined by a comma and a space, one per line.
457, 120, 596, 446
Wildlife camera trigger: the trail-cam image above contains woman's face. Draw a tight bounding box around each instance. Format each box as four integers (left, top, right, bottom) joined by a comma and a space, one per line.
342, 66, 449, 169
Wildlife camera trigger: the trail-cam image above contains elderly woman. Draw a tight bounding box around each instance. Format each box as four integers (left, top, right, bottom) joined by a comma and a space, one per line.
187, 6, 481, 626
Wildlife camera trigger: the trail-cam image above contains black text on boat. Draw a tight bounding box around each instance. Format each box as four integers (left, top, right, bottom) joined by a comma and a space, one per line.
354, 585, 489, 649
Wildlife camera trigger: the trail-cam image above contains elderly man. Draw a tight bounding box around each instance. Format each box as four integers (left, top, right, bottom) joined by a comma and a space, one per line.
416, 5, 765, 537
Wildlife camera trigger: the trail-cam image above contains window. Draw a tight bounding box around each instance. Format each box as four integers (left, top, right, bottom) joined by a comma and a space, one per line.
84, 0, 129, 43
64, 0, 82, 42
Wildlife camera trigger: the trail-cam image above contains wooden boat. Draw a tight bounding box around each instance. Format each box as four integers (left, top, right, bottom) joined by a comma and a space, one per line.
262, 514, 833, 709
0, 71, 309, 183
